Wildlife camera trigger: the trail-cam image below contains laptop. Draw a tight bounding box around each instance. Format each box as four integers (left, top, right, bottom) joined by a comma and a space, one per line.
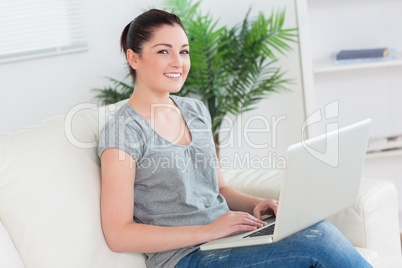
200, 119, 371, 251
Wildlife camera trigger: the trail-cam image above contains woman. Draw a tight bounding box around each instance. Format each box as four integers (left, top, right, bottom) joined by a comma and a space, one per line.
98, 9, 372, 268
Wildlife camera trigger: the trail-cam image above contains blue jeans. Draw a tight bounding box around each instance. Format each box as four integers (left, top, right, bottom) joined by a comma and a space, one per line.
176, 221, 372, 268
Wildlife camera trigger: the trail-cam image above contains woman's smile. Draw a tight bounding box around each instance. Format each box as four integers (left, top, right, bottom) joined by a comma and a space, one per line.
164, 72, 182, 79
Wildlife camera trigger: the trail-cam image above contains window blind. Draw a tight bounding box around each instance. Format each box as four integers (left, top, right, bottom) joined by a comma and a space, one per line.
0, 0, 88, 63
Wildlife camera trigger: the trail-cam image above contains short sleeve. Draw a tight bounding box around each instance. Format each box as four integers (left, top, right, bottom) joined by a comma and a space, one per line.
97, 115, 146, 163
196, 100, 212, 128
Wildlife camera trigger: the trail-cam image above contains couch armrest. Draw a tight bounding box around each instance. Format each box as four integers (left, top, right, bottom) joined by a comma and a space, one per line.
326, 177, 402, 268
222, 169, 402, 268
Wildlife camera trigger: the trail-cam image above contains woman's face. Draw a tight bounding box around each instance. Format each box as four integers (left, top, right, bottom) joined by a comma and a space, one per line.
130, 24, 190, 94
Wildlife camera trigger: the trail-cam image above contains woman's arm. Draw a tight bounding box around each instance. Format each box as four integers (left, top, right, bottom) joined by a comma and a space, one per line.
216, 161, 278, 219
100, 148, 205, 253
100, 148, 265, 253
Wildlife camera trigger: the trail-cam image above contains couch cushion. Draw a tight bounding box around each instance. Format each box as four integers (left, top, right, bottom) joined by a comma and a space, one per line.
222, 168, 283, 200
0, 219, 24, 268
355, 247, 378, 266
0, 100, 147, 268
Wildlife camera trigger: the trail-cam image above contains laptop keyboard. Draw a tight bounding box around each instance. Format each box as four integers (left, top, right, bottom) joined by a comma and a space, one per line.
243, 224, 275, 238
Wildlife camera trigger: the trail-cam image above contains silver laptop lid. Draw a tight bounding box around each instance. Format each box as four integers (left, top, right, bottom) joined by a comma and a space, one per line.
273, 119, 371, 242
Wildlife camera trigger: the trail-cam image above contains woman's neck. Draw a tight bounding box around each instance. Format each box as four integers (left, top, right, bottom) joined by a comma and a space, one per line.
127, 87, 177, 120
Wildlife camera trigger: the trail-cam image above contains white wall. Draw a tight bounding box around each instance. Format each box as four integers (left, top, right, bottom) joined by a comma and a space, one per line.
0, 0, 305, 167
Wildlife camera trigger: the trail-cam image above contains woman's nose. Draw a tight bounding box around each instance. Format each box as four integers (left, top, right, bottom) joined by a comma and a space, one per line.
171, 53, 183, 67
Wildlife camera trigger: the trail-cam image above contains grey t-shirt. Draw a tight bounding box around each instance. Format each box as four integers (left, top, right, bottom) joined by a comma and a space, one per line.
98, 95, 229, 268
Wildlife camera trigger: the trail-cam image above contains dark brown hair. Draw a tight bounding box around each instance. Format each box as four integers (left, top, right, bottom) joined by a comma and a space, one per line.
120, 9, 186, 81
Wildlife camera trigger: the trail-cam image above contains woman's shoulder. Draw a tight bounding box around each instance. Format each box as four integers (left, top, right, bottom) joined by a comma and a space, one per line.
101, 103, 147, 133
113, 102, 136, 117
98, 103, 148, 160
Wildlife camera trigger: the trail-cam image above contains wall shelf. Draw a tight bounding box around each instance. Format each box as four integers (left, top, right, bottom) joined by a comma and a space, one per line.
297, 0, 402, 139
297, 0, 402, 219
366, 149, 402, 159
313, 51, 402, 74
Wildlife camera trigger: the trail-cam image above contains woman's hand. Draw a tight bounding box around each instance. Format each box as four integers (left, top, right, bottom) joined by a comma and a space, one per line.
253, 199, 278, 220
202, 211, 266, 241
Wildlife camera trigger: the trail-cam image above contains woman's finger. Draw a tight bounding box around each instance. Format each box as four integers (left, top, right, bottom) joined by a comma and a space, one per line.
254, 199, 279, 219
228, 211, 265, 228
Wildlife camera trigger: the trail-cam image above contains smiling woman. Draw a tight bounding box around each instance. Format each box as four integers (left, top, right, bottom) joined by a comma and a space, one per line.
97, 8, 373, 268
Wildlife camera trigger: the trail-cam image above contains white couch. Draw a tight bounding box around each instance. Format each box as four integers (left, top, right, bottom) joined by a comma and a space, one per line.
0, 100, 401, 268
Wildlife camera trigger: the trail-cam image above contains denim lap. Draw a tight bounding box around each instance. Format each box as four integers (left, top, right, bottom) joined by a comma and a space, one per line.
176, 221, 372, 268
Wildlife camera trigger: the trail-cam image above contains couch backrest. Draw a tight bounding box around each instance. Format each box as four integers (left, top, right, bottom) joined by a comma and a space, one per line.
0, 100, 147, 268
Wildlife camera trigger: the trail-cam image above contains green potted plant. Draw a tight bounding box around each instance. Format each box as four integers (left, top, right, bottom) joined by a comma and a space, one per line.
94, 0, 297, 156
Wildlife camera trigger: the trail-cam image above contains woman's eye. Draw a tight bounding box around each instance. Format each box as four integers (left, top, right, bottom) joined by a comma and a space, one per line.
180, 50, 190, 55
158, 50, 168, 54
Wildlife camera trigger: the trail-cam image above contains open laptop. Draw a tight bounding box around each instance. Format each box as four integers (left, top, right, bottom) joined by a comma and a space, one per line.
200, 119, 371, 251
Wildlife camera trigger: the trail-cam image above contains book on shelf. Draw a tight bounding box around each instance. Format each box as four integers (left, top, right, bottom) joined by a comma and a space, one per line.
336, 48, 388, 60
333, 48, 398, 64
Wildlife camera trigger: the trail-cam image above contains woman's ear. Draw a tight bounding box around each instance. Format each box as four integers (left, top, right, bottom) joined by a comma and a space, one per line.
126, 49, 139, 69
